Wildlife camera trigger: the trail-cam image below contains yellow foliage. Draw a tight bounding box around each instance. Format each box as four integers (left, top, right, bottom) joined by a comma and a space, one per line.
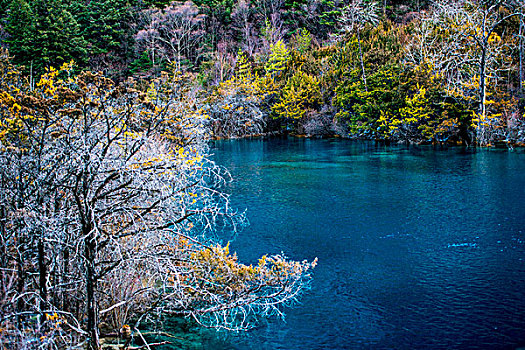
271, 71, 321, 120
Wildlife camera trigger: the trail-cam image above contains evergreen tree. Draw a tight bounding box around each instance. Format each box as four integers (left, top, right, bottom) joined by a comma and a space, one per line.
72, 0, 136, 77
265, 40, 290, 77
74, 0, 135, 57
6, 0, 87, 74
5, 0, 35, 67
0, 0, 10, 21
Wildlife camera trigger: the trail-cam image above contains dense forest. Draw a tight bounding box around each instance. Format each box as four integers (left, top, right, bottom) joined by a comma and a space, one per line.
0, 0, 524, 349
1, 0, 523, 145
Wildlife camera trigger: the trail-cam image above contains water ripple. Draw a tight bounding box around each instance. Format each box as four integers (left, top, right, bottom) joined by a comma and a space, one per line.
201, 138, 525, 350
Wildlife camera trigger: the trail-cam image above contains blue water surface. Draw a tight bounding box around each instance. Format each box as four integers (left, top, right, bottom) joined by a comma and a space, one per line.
179, 138, 525, 349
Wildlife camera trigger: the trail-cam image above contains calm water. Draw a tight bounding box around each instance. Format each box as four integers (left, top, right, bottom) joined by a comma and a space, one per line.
171, 138, 525, 349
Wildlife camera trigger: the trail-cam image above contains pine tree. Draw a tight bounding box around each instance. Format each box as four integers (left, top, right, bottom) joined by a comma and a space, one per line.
5, 0, 35, 67
71, 0, 136, 77
265, 40, 290, 78
6, 0, 87, 74
235, 49, 251, 78
0, 0, 10, 21
74, 0, 135, 57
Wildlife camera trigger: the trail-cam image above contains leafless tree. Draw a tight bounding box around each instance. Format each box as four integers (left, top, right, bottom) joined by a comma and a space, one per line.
405, 0, 525, 144
135, 1, 206, 72
254, 0, 284, 23
232, 0, 259, 56
211, 41, 236, 84
338, 0, 380, 92
135, 9, 164, 69
206, 90, 266, 139
0, 57, 316, 350
518, 4, 525, 105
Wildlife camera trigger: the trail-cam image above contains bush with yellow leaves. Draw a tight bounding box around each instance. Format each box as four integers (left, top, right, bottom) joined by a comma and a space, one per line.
0, 52, 316, 350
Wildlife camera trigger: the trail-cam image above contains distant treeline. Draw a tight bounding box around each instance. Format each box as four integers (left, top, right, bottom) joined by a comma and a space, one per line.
1, 0, 524, 145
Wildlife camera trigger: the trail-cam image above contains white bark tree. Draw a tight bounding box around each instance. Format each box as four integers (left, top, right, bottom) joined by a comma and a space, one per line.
405, 0, 525, 144
231, 0, 259, 56
338, 0, 380, 92
0, 58, 316, 350
135, 1, 206, 72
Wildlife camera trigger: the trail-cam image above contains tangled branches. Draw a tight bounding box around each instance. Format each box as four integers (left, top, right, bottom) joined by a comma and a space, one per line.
0, 53, 315, 349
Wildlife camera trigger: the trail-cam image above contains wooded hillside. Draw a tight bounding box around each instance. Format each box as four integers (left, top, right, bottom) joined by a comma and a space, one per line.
1, 0, 524, 145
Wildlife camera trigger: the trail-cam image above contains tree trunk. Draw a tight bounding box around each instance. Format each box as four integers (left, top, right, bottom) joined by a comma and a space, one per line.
85, 226, 100, 350
38, 236, 48, 323
62, 246, 70, 311
16, 247, 25, 315
518, 17, 525, 107
152, 47, 155, 67
0, 206, 6, 269
357, 29, 368, 92
478, 42, 488, 145
178, 41, 182, 72
30, 61, 34, 91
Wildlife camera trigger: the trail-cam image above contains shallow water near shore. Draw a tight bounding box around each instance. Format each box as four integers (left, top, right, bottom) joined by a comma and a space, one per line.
165, 138, 525, 349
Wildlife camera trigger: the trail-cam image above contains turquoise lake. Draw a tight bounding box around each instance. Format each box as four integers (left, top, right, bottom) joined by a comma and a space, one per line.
171, 138, 525, 349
